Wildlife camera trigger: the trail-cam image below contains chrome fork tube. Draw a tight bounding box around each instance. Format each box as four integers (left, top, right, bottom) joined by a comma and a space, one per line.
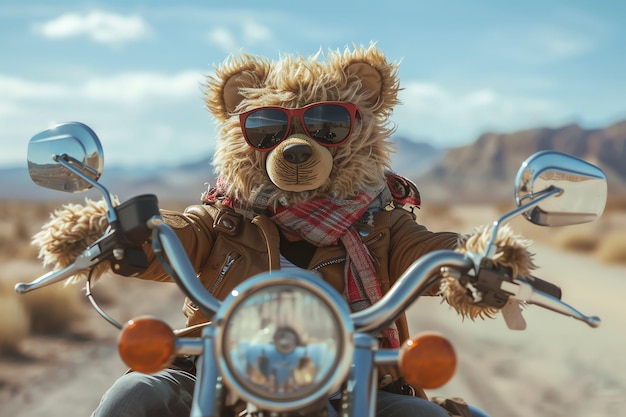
342, 333, 379, 417
191, 326, 220, 417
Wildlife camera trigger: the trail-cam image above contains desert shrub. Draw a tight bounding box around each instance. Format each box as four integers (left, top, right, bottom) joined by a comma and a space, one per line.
552, 225, 600, 253
1, 259, 85, 337
0, 281, 30, 354
0, 200, 56, 262
18, 283, 84, 335
605, 195, 626, 212
594, 230, 626, 264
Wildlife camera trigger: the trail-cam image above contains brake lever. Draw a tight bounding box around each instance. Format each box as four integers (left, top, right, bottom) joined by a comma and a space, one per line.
453, 260, 600, 329
15, 243, 104, 294
510, 279, 601, 328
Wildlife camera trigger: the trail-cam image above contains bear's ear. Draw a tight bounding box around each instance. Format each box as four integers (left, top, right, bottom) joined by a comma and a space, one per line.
205, 55, 269, 121
345, 62, 383, 105
222, 71, 257, 113
341, 45, 399, 112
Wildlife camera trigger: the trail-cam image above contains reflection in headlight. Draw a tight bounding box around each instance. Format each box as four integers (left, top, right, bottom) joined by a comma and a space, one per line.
222, 285, 341, 399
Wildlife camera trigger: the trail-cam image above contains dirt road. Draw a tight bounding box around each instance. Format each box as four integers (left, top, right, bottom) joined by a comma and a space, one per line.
2, 242, 624, 417
410, 242, 626, 416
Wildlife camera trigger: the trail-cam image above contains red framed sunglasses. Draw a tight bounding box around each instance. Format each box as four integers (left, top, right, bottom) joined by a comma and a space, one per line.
238, 101, 361, 151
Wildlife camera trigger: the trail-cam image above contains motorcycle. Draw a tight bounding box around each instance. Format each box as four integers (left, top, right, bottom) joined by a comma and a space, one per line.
15, 122, 607, 417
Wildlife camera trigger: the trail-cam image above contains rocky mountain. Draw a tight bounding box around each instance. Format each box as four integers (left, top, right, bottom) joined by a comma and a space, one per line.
388, 136, 444, 178
0, 138, 442, 202
416, 119, 626, 203
2, 119, 624, 204
0, 159, 215, 205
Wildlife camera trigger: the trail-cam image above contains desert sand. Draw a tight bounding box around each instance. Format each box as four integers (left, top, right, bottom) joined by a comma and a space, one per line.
1, 205, 624, 417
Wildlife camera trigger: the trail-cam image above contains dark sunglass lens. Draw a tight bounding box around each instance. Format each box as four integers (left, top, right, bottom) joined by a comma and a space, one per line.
243, 109, 289, 149
303, 105, 351, 144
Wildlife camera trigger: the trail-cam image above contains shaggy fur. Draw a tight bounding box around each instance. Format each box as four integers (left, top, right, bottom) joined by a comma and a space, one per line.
32, 44, 536, 323
32, 198, 111, 283
204, 44, 399, 207
440, 224, 536, 320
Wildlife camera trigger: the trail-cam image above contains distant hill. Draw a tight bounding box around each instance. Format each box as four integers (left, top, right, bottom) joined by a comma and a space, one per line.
0, 159, 214, 205
99, 159, 215, 204
0, 137, 441, 202
389, 136, 444, 178
2, 119, 624, 204
416, 119, 626, 203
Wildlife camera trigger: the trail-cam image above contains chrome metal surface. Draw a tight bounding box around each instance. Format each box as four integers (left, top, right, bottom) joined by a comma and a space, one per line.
14, 244, 102, 294
374, 348, 400, 367
213, 270, 354, 412
27, 122, 104, 193
191, 326, 220, 417
54, 155, 118, 223
346, 334, 379, 417
484, 187, 562, 258
511, 279, 601, 328
515, 150, 607, 227
351, 250, 473, 333
148, 217, 222, 315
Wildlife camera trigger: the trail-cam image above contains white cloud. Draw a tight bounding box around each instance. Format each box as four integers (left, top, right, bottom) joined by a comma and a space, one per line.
33, 10, 150, 45
206, 20, 273, 52
393, 81, 568, 145
479, 9, 611, 66
0, 75, 69, 99
0, 71, 203, 103
82, 71, 204, 102
0, 71, 211, 167
498, 25, 596, 64
534, 26, 594, 58
0, 73, 575, 166
206, 27, 237, 52
242, 19, 272, 45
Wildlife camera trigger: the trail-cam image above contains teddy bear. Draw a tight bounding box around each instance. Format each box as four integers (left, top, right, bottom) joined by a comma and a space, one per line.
32, 44, 534, 417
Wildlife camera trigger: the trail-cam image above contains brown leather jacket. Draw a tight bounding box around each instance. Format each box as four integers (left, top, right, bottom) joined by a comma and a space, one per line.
136, 202, 462, 398
137, 203, 459, 344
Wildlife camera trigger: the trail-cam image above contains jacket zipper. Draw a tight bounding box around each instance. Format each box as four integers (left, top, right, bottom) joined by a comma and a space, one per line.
311, 232, 384, 271
311, 257, 346, 271
209, 252, 240, 294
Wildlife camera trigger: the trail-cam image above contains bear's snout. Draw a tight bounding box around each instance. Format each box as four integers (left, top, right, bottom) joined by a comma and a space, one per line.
265, 134, 334, 192
282, 143, 312, 164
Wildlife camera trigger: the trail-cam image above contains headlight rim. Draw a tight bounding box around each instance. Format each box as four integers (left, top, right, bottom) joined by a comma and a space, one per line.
213, 269, 354, 412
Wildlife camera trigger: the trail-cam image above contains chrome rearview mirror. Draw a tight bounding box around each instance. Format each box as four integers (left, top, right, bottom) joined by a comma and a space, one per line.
27, 122, 104, 193
27, 122, 118, 223
482, 150, 607, 260
515, 150, 607, 227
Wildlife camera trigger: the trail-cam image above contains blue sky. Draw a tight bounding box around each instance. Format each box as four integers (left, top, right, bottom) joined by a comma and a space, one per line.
1, 1, 625, 168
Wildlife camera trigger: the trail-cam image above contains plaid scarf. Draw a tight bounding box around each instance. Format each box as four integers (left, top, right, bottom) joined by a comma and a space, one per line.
202, 173, 420, 349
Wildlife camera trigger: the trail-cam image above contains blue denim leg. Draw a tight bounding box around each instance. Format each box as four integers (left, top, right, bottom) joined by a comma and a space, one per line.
91, 371, 490, 417
91, 369, 196, 417
376, 390, 451, 417
469, 405, 492, 417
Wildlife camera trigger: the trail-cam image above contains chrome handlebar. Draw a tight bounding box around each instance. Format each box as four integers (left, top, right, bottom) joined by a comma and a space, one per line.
14, 233, 109, 294
15, 216, 602, 330
509, 278, 600, 327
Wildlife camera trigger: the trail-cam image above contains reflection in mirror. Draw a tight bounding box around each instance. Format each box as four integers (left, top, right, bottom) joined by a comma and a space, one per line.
27, 122, 104, 193
515, 150, 607, 226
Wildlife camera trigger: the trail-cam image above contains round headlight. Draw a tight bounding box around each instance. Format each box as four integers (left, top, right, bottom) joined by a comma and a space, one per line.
214, 270, 353, 412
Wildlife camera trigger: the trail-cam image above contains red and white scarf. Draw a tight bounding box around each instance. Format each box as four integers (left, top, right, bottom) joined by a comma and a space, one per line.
202, 173, 421, 348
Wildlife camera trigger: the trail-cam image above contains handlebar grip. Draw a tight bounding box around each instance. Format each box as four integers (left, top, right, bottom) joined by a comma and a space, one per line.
521, 275, 562, 300
116, 194, 160, 244
475, 260, 562, 306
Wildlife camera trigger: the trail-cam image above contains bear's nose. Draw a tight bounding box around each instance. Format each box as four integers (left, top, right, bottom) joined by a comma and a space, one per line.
282, 143, 312, 164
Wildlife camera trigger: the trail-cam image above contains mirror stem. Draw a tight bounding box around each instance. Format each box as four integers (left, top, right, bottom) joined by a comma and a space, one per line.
484, 186, 562, 259
55, 154, 118, 223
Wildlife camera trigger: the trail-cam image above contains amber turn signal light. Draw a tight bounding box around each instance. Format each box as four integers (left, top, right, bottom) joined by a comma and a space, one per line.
398, 331, 456, 389
118, 316, 176, 374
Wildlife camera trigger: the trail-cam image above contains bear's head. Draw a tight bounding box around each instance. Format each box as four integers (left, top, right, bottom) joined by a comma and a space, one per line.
204, 44, 400, 208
